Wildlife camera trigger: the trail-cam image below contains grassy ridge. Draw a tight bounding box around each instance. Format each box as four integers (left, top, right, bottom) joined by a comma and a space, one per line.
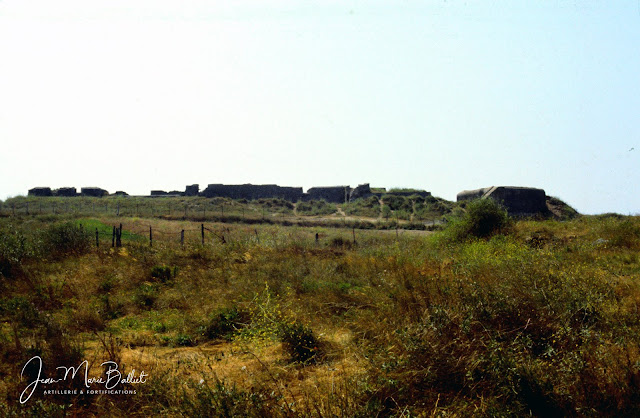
1, 210, 639, 416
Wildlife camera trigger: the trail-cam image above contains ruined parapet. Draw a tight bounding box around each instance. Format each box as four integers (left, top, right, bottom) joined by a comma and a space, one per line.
457, 186, 548, 217
81, 187, 109, 197
201, 184, 304, 202
54, 187, 77, 197
150, 190, 168, 197
185, 184, 199, 197
28, 187, 53, 197
349, 183, 373, 201
456, 187, 493, 202
304, 186, 350, 203
386, 190, 431, 198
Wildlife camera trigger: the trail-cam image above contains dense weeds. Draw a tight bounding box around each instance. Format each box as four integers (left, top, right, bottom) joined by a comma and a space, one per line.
1, 213, 639, 416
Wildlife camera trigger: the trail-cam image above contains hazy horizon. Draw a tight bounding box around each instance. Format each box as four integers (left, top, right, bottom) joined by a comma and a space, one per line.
1, 1, 639, 215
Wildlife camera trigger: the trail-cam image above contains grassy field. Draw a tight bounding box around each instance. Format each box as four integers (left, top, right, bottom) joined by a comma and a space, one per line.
1, 199, 639, 416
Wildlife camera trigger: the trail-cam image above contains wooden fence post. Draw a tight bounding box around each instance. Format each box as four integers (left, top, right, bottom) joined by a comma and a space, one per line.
116, 224, 122, 247
96, 228, 99, 248
149, 226, 153, 247
201, 224, 205, 245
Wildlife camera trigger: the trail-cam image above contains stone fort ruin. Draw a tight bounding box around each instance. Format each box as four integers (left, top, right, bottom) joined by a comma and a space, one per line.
456, 186, 549, 217
27, 183, 433, 204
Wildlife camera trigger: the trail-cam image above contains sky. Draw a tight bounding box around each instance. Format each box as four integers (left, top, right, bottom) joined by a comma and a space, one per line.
1, 0, 639, 215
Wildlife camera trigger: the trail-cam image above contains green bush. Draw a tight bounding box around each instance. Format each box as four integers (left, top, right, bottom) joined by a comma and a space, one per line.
279, 321, 321, 364
296, 200, 337, 216
383, 195, 412, 212
151, 265, 172, 283
446, 198, 511, 240
40, 222, 91, 258
201, 307, 248, 341
344, 196, 380, 217
0, 226, 33, 278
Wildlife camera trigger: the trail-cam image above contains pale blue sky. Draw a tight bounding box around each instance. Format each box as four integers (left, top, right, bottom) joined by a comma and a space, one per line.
1, 1, 638, 214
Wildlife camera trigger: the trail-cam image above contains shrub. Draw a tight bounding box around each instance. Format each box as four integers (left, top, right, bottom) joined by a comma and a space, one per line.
296, 200, 337, 216
382, 195, 412, 212
40, 222, 91, 258
150, 265, 173, 283
446, 198, 511, 240
0, 226, 33, 278
201, 307, 248, 341
279, 321, 321, 364
134, 282, 160, 309
344, 196, 380, 217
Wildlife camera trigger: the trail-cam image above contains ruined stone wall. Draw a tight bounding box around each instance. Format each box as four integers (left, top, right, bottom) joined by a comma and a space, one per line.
200, 184, 304, 202
349, 184, 372, 201
457, 186, 548, 216
304, 186, 350, 203
54, 187, 77, 197
456, 187, 493, 202
185, 184, 199, 197
386, 191, 431, 198
81, 187, 108, 197
28, 187, 53, 197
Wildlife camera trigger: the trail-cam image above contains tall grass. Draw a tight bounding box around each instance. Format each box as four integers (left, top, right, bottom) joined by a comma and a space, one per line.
1, 214, 639, 415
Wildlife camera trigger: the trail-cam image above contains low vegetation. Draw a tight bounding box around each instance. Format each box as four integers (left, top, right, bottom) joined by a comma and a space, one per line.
295, 200, 337, 216
1, 200, 638, 416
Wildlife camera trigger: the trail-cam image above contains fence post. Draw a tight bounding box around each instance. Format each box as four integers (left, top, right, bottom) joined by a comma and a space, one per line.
116, 224, 122, 247
201, 224, 205, 245
255, 229, 260, 244
181, 230, 185, 248
315, 232, 319, 245
96, 228, 99, 248
149, 226, 153, 247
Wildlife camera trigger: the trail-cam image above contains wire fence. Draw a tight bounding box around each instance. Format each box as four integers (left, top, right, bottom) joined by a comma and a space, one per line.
86, 221, 356, 250
0, 199, 289, 221
0, 198, 444, 234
